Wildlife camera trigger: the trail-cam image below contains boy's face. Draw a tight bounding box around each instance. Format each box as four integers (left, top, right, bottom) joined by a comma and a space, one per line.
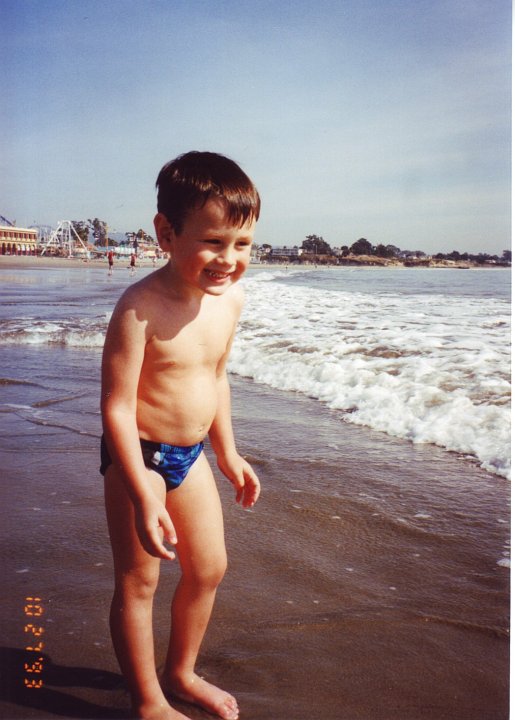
155, 198, 256, 296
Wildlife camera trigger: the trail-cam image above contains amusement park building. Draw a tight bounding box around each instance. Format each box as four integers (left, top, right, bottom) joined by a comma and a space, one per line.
0, 225, 38, 255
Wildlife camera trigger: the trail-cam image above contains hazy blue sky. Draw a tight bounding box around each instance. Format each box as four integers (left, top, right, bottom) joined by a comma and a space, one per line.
1, 0, 511, 254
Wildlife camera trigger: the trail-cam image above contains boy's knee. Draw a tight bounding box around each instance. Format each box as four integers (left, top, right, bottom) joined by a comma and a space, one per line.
115, 566, 160, 600
208, 554, 228, 587
184, 551, 227, 590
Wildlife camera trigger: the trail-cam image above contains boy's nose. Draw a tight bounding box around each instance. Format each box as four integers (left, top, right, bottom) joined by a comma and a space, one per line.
217, 245, 236, 266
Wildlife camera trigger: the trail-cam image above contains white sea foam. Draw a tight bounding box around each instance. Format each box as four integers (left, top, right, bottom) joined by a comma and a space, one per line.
0, 318, 105, 347
231, 270, 511, 479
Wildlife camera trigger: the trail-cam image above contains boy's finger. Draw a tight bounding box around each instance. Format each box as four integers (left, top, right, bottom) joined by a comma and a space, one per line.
163, 526, 178, 545
143, 529, 176, 561
160, 512, 178, 545
146, 516, 177, 560
242, 489, 258, 508
245, 468, 260, 492
155, 534, 176, 561
159, 545, 176, 561
241, 479, 260, 507
247, 470, 260, 489
235, 482, 244, 504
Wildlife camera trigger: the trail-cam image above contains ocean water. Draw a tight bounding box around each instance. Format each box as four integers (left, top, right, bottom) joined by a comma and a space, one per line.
0, 265, 510, 480
235, 266, 511, 480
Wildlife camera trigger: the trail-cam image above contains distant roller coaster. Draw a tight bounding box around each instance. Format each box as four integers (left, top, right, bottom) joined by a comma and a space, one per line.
40, 220, 90, 256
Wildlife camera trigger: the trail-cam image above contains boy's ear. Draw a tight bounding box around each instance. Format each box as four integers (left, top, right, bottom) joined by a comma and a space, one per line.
153, 213, 175, 246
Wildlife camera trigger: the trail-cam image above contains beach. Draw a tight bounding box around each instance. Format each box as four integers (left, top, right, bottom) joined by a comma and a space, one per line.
0, 261, 510, 720
0, 255, 164, 270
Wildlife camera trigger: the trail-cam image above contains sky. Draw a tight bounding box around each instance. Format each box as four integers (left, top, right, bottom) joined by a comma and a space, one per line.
1, 0, 511, 255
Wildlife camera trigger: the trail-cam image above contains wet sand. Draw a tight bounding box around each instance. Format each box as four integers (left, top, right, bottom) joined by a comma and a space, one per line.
0, 364, 509, 720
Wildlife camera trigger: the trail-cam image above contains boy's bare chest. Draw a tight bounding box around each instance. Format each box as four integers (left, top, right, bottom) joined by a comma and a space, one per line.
145, 310, 234, 370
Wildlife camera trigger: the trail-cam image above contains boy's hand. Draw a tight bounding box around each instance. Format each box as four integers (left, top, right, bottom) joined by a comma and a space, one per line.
217, 452, 261, 508
134, 495, 178, 560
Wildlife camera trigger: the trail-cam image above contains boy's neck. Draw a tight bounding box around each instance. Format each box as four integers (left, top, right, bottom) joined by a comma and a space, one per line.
156, 262, 208, 304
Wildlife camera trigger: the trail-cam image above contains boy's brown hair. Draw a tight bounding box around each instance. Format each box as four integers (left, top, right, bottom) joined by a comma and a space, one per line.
156, 151, 261, 234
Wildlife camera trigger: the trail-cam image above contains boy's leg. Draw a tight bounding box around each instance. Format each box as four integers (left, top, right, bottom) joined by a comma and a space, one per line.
161, 452, 238, 720
104, 465, 191, 720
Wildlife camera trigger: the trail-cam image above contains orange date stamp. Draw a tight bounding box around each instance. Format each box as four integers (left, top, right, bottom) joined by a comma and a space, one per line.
23, 596, 45, 689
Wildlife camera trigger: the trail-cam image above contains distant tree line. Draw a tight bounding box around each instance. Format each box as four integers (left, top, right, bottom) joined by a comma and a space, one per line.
432, 249, 511, 264
294, 235, 510, 264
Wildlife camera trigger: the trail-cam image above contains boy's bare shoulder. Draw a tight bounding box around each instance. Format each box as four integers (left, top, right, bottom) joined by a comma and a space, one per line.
112, 270, 164, 314
106, 274, 168, 345
225, 282, 245, 313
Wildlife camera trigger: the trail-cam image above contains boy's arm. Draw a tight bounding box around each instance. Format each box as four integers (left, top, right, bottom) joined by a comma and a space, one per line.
208, 298, 260, 508
209, 371, 260, 508
101, 293, 177, 560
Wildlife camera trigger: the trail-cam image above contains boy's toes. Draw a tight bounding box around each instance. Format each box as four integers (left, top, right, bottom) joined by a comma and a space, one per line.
163, 674, 239, 720
220, 695, 239, 720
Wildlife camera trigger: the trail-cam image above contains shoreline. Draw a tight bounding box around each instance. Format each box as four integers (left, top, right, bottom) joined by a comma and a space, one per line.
0, 254, 509, 271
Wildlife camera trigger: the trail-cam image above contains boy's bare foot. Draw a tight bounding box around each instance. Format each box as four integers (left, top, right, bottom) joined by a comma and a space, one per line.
136, 699, 191, 720
163, 674, 239, 720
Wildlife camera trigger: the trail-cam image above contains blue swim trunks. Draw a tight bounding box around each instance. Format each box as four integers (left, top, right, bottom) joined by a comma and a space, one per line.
100, 435, 204, 491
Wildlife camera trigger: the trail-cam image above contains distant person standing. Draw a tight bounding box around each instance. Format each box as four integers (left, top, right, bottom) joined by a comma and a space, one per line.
107, 250, 115, 276
129, 253, 137, 276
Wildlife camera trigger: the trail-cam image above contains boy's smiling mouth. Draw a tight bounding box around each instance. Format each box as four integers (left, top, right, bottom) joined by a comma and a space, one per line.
204, 269, 232, 280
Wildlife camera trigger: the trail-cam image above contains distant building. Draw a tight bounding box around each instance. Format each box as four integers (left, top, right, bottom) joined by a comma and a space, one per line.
250, 247, 261, 263
0, 225, 39, 255
271, 246, 303, 258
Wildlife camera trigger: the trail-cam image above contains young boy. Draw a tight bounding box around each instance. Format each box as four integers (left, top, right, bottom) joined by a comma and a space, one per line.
100, 151, 261, 720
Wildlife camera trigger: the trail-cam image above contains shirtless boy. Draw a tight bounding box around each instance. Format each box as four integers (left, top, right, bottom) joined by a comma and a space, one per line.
100, 151, 261, 720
